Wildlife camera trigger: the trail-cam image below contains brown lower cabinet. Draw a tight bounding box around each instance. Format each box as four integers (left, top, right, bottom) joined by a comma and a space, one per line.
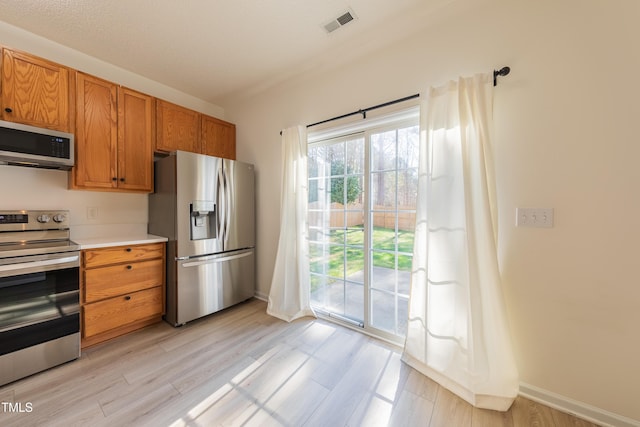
81, 242, 166, 348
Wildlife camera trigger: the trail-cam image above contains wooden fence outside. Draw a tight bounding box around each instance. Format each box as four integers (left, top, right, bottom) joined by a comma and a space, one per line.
309, 202, 415, 231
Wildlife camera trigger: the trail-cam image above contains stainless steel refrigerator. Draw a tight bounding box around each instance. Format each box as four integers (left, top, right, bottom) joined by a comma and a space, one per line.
148, 150, 255, 326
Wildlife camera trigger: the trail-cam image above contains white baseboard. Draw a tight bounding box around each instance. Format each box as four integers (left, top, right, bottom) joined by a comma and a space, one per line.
519, 383, 640, 427
253, 291, 268, 302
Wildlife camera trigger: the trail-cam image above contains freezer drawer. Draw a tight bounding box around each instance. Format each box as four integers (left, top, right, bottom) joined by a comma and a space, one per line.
170, 249, 255, 325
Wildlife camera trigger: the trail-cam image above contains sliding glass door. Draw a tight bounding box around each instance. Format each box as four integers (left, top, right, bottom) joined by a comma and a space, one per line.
308, 113, 419, 341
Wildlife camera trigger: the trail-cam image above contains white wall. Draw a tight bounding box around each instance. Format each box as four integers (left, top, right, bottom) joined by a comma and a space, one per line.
0, 165, 148, 239
0, 20, 225, 119
226, 0, 640, 422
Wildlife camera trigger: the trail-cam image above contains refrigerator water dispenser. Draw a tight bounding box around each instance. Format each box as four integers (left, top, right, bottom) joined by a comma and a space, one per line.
190, 201, 216, 240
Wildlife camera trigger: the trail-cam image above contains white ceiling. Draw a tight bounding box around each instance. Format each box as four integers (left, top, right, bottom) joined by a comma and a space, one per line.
0, 0, 461, 106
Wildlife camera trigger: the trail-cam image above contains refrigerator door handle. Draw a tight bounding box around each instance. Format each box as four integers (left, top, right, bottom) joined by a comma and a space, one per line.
181, 251, 253, 268
224, 164, 232, 242
217, 164, 226, 242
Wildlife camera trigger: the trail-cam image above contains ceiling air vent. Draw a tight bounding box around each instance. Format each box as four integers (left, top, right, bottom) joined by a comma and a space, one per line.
323, 9, 357, 34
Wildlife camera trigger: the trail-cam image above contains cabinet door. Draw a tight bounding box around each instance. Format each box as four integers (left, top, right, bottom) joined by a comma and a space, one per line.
156, 99, 200, 153
74, 72, 118, 189
201, 115, 236, 160
117, 87, 154, 192
1, 48, 72, 132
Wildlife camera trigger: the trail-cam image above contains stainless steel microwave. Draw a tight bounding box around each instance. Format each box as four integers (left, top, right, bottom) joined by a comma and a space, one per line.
0, 120, 74, 170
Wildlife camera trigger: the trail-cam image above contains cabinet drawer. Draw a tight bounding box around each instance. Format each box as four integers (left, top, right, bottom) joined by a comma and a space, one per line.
83, 287, 163, 338
83, 243, 164, 268
84, 258, 163, 303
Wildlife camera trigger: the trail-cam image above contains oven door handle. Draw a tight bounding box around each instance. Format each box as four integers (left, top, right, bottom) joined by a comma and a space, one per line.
0, 255, 79, 276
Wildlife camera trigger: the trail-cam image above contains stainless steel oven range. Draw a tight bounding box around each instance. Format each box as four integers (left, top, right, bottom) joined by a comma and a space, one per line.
0, 210, 80, 387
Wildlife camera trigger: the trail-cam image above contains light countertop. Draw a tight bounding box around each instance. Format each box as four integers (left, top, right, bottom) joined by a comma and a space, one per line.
73, 234, 168, 250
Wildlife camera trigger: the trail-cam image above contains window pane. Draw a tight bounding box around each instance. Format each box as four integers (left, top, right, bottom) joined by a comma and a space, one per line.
308, 209, 329, 229
345, 282, 364, 322
330, 177, 345, 205
345, 174, 363, 207
311, 177, 330, 207
397, 229, 415, 254
397, 256, 412, 295
328, 279, 346, 315
346, 138, 364, 174
327, 245, 345, 279
309, 243, 327, 274
328, 143, 345, 176
345, 225, 364, 247
345, 247, 364, 283
308, 178, 319, 204
398, 126, 419, 170
310, 274, 327, 305
308, 146, 321, 178
308, 227, 325, 243
371, 251, 396, 274
371, 271, 396, 293
371, 171, 396, 208
397, 168, 418, 209
370, 289, 396, 334
371, 131, 396, 171
371, 224, 396, 251
329, 228, 344, 245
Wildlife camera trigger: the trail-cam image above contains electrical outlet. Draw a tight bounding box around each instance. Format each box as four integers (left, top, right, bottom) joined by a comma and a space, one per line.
87, 207, 99, 220
516, 208, 553, 228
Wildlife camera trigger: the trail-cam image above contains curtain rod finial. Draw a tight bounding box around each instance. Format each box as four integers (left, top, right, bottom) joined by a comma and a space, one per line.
493, 66, 511, 86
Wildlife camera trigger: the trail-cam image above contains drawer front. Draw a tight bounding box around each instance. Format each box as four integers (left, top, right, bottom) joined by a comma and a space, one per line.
82, 287, 163, 338
84, 258, 164, 303
83, 243, 165, 268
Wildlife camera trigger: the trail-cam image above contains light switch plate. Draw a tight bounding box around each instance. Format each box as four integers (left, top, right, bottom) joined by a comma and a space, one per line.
87, 206, 98, 220
516, 208, 554, 228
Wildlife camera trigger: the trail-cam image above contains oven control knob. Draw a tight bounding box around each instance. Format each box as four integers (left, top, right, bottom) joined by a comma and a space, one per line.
53, 214, 66, 223
37, 214, 51, 223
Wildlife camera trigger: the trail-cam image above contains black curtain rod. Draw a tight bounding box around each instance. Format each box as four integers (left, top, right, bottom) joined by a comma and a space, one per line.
307, 93, 420, 129
280, 67, 510, 135
279, 93, 419, 135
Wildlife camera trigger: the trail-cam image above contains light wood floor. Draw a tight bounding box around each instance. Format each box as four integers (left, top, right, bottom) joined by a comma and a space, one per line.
0, 299, 599, 427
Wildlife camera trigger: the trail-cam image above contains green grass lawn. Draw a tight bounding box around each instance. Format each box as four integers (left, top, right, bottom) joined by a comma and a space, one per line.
309, 226, 414, 281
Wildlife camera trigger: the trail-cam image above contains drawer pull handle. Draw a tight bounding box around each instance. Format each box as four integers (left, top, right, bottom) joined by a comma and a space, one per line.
126, 248, 132, 252
124, 295, 131, 301
126, 265, 132, 270
4, 107, 13, 113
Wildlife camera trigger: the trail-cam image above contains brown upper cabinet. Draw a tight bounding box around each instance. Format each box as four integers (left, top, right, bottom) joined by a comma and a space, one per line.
156, 99, 200, 153
201, 115, 236, 160
72, 72, 154, 192
156, 99, 236, 159
1, 48, 74, 132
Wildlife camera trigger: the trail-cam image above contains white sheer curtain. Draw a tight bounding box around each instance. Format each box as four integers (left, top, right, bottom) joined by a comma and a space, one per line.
267, 125, 316, 322
402, 74, 518, 411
